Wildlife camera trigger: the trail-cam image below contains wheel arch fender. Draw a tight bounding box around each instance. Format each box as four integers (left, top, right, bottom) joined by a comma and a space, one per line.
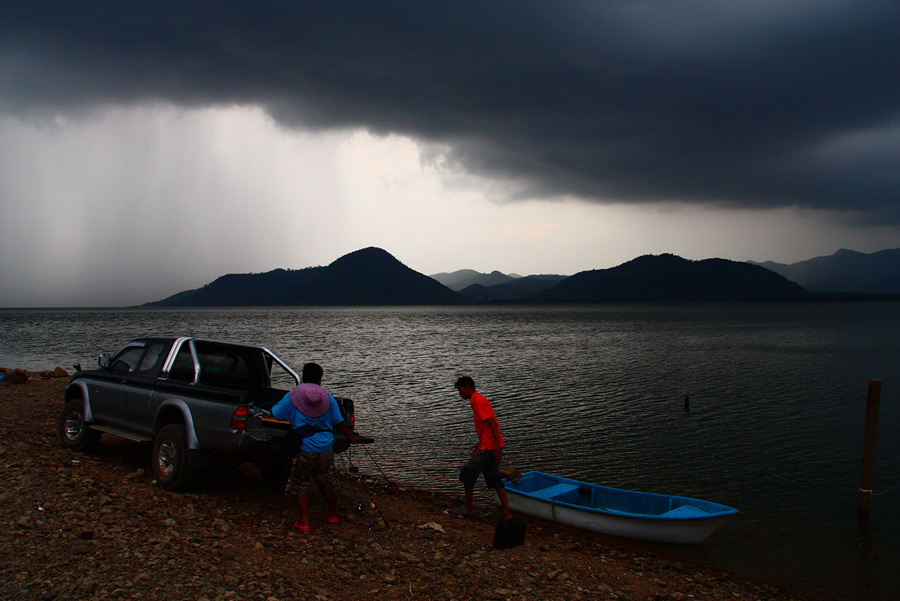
64, 380, 93, 422
153, 399, 200, 449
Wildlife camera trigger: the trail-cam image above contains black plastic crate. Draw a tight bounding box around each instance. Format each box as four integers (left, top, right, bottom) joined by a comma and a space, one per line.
493, 517, 527, 549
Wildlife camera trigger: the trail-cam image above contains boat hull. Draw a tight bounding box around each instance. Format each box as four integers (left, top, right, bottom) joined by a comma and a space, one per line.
501, 471, 737, 544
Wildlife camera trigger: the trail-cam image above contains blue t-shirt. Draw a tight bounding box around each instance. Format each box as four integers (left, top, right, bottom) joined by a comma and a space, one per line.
271, 390, 344, 453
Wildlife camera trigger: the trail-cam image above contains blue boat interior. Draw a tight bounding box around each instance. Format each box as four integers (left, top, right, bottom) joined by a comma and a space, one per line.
506, 471, 732, 519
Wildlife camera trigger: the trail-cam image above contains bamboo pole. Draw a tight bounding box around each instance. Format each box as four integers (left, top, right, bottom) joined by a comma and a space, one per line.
858, 379, 882, 520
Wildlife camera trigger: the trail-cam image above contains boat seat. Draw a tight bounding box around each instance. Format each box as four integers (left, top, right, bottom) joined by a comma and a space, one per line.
530, 482, 580, 500
661, 504, 709, 518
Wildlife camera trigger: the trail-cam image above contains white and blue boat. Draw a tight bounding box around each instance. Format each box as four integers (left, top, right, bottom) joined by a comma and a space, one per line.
501, 471, 738, 544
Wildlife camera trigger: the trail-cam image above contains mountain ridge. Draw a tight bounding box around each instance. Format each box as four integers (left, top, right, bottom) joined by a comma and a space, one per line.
147, 247, 463, 306
146, 247, 900, 307
751, 248, 900, 293
528, 254, 808, 303
430, 269, 521, 291
459, 275, 567, 302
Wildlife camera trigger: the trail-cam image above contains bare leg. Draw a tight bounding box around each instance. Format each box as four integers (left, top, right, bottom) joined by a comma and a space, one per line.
295, 496, 311, 530
495, 487, 513, 519
325, 495, 339, 523
464, 485, 475, 511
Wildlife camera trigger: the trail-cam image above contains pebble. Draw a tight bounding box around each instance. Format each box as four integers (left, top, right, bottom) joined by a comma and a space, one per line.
125, 468, 145, 480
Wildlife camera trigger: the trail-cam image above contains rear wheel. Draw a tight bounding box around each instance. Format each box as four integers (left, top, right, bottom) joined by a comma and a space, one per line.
152, 424, 193, 491
58, 400, 100, 452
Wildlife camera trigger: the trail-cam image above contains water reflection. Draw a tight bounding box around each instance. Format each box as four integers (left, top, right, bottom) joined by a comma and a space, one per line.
853, 521, 879, 600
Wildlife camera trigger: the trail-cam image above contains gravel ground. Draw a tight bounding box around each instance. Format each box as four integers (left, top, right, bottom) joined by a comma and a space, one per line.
0, 371, 820, 601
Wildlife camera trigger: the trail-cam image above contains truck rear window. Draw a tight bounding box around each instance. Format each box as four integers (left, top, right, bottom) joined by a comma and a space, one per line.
195, 342, 264, 388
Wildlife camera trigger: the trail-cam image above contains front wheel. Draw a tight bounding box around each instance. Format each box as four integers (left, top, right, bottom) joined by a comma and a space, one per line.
58, 400, 100, 452
152, 424, 193, 491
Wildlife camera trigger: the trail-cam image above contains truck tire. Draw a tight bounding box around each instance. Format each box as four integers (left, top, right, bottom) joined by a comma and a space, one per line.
152, 424, 193, 491
58, 400, 101, 452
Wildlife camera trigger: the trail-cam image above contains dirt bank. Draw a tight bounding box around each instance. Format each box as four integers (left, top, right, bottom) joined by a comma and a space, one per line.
0, 372, 820, 601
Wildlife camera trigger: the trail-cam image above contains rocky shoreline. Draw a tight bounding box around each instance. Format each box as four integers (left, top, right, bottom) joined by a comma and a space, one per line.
1, 371, 820, 601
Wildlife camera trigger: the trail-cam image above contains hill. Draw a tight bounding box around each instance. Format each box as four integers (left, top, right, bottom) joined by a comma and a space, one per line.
147, 247, 464, 306
459, 275, 567, 301
529, 254, 810, 303
429, 269, 520, 291
752, 248, 900, 293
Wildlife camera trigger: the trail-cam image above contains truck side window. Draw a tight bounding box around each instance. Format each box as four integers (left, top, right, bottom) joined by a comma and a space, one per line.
137, 343, 166, 374
111, 347, 145, 375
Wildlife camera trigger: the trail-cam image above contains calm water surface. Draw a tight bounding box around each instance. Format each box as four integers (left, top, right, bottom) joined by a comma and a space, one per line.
2, 304, 899, 599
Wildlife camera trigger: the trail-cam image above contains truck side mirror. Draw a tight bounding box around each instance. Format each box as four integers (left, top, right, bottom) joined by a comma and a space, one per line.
98, 354, 111, 369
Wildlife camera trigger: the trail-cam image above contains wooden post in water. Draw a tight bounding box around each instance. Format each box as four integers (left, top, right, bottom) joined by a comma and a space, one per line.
858, 379, 882, 520
683, 395, 690, 412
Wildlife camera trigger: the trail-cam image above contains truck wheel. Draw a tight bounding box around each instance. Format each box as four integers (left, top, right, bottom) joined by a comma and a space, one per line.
152, 424, 193, 491
58, 400, 100, 452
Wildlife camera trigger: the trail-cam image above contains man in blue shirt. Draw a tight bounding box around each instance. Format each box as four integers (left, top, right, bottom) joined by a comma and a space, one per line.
272, 362, 355, 531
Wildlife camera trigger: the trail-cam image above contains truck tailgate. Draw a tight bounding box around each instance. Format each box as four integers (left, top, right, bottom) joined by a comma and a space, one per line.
246, 413, 374, 445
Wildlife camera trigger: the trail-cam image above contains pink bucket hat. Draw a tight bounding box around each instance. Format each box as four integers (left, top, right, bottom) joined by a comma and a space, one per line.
289, 383, 330, 417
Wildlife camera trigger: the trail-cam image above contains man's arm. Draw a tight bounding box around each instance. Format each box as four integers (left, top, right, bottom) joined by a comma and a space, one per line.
486, 416, 503, 463
271, 392, 292, 422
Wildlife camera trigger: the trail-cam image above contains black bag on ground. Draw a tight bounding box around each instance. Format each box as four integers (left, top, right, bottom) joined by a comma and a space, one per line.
493, 517, 527, 549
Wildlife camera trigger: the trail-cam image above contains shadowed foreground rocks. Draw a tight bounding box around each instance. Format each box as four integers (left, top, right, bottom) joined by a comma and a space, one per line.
0, 373, 819, 601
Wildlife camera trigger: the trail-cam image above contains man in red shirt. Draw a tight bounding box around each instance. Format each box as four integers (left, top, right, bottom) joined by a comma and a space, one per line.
451, 376, 513, 519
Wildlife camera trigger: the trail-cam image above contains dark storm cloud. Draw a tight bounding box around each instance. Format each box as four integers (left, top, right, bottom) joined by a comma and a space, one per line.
2, 1, 899, 219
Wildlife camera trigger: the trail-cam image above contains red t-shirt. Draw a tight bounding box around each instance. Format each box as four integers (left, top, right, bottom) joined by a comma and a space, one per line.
470, 391, 504, 450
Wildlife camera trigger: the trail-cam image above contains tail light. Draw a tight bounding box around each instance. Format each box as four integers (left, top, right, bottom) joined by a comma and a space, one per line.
231, 406, 248, 430
349, 413, 356, 432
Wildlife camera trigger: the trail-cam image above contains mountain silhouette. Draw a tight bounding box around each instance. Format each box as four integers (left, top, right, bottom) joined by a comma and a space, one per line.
430, 269, 520, 291
459, 275, 567, 301
752, 248, 900, 293
145, 247, 900, 307
147, 247, 463, 306
528, 254, 810, 302
310, 247, 463, 304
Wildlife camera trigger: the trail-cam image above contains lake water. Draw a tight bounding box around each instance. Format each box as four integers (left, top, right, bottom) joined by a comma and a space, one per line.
2, 304, 899, 599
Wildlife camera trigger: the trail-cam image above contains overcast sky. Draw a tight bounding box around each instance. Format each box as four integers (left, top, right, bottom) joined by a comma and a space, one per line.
2, 1, 899, 307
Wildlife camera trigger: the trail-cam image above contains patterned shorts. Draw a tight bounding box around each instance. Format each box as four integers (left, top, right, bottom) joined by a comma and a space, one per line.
283, 450, 341, 498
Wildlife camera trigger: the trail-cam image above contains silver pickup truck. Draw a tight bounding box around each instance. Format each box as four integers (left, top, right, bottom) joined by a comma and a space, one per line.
58, 337, 372, 490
